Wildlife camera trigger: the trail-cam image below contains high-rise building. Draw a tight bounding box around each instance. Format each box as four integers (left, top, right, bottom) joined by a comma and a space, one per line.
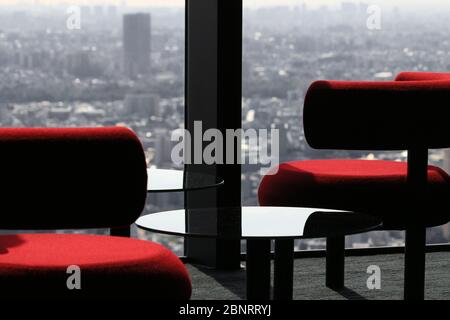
444, 149, 450, 174
123, 13, 151, 78
65, 50, 103, 78
152, 128, 173, 167
124, 93, 160, 118
65, 51, 91, 77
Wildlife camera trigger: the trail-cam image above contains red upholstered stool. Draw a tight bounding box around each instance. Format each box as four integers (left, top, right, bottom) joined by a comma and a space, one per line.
0, 127, 191, 300
259, 72, 450, 300
0, 234, 191, 300
260, 159, 450, 229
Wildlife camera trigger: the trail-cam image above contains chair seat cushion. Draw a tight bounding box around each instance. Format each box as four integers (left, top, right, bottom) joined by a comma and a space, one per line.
0, 234, 191, 300
259, 160, 450, 229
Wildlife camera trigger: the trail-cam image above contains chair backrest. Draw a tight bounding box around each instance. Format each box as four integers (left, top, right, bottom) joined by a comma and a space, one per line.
395, 72, 450, 82
0, 127, 147, 230
303, 73, 450, 151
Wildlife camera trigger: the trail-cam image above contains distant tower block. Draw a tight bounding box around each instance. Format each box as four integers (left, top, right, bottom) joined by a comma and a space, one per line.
123, 13, 151, 78
124, 93, 160, 119
444, 149, 450, 174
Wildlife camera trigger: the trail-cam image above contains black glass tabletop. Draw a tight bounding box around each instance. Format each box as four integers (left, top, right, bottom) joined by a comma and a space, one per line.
147, 168, 224, 193
136, 206, 382, 240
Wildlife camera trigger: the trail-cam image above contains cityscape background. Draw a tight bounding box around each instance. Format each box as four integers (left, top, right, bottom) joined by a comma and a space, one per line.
1, 1, 450, 254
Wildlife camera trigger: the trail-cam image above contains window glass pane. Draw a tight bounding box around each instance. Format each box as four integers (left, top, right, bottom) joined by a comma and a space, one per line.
243, 1, 450, 250
0, 0, 185, 255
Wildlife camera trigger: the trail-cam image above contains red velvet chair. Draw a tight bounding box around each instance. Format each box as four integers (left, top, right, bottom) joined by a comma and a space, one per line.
259, 72, 450, 300
0, 127, 191, 300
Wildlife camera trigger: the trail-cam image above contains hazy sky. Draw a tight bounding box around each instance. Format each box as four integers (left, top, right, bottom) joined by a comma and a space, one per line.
2, 0, 450, 8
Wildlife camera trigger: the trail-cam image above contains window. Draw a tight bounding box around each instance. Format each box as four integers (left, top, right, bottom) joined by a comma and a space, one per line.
0, 1, 185, 254
243, 1, 450, 250
3, 1, 450, 255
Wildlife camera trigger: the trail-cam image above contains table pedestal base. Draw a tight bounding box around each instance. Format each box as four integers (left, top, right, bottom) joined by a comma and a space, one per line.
274, 239, 294, 300
246, 239, 295, 300
246, 239, 271, 300
326, 236, 345, 290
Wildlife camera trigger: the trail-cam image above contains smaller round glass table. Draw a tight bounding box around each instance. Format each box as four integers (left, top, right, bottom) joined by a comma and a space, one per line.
136, 206, 381, 300
146, 168, 224, 193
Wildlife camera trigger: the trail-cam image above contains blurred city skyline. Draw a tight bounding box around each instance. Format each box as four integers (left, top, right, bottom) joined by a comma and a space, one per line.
1, 0, 449, 250
3, 0, 450, 10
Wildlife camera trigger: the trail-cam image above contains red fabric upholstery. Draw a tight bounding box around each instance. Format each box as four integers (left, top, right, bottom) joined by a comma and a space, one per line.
396, 71, 450, 82
0, 128, 190, 300
0, 234, 191, 300
0, 127, 147, 229
258, 160, 450, 229
304, 77, 450, 150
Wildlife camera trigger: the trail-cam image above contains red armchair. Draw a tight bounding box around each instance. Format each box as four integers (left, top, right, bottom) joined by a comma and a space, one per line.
259, 72, 450, 300
0, 127, 191, 300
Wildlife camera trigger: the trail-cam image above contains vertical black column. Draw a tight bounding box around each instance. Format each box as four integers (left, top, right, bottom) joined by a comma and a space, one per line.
326, 236, 345, 289
184, 0, 242, 269
246, 239, 271, 300
404, 226, 426, 300
274, 239, 294, 300
110, 226, 131, 238
404, 147, 428, 300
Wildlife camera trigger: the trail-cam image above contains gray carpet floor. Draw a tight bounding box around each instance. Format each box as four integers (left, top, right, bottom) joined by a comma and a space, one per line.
187, 252, 450, 300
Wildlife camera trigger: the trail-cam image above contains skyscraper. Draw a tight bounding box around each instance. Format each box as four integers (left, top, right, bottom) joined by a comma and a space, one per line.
124, 93, 161, 118
123, 13, 151, 78
444, 150, 450, 174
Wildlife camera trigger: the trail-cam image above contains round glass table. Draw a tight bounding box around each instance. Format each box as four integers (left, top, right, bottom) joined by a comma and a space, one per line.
136, 206, 382, 300
146, 168, 224, 193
